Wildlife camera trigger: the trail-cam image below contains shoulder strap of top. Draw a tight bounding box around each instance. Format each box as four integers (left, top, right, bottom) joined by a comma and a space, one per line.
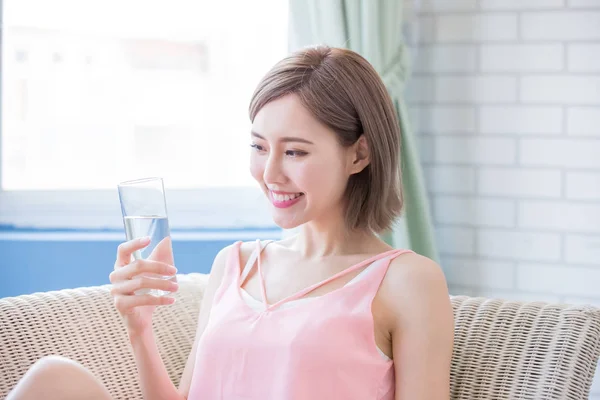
214, 240, 275, 303
264, 247, 411, 309
355, 248, 416, 299
239, 239, 275, 284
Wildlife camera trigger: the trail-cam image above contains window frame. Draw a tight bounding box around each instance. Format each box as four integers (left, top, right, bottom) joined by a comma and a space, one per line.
0, 187, 276, 230
0, 0, 282, 231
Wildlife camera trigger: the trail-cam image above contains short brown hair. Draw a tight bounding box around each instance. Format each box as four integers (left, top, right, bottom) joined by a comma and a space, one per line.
248, 45, 403, 234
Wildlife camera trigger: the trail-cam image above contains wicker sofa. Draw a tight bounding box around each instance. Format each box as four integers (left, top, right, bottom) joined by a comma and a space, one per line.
1, 273, 600, 399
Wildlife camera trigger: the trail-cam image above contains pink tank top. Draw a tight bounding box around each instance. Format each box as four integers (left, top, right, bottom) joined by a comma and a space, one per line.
187, 240, 414, 400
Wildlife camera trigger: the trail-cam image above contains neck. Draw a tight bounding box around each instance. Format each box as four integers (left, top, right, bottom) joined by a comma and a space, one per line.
289, 218, 381, 259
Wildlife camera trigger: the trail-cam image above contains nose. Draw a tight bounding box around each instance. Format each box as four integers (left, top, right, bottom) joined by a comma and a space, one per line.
263, 153, 286, 185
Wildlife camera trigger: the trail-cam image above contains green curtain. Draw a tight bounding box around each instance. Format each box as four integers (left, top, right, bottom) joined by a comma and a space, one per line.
289, 0, 439, 262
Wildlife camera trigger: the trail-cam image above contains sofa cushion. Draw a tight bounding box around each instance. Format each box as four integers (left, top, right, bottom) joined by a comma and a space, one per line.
0, 273, 208, 400
2, 272, 600, 399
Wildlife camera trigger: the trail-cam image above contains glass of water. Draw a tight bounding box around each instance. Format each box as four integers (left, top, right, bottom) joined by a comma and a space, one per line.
117, 177, 176, 297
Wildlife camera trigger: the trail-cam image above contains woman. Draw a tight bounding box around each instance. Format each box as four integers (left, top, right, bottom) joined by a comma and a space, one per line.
7, 45, 454, 400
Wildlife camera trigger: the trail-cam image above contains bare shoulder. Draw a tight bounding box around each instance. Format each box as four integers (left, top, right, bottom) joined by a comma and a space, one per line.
238, 240, 261, 263
384, 252, 448, 296
380, 255, 454, 398
210, 240, 275, 280
379, 252, 453, 327
204, 243, 236, 285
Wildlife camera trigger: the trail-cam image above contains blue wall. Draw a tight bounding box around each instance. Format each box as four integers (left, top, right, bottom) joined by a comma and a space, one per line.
0, 229, 281, 298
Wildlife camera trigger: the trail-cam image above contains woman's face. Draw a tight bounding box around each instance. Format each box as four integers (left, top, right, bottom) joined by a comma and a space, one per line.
249, 94, 355, 230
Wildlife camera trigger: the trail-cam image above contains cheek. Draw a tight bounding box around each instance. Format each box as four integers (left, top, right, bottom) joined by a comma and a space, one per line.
249, 155, 264, 182
289, 163, 314, 188
297, 159, 345, 193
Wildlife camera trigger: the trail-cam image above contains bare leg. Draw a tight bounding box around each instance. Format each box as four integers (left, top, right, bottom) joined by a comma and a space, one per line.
6, 355, 113, 400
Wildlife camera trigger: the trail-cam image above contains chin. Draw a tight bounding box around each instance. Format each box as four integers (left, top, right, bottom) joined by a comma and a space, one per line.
272, 216, 304, 230
270, 208, 309, 230
266, 191, 309, 229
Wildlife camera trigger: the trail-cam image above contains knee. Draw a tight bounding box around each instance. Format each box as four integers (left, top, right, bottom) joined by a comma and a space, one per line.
13, 355, 84, 394
27, 355, 82, 379
7, 356, 80, 400
7, 355, 110, 400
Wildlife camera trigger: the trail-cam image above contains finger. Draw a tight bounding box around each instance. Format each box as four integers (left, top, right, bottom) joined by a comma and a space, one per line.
115, 237, 152, 268
109, 259, 177, 284
111, 276, 179, 296
113, 294, 176, 314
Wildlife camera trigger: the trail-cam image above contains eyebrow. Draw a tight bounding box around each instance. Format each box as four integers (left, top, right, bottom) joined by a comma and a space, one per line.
251, 131, 314, 145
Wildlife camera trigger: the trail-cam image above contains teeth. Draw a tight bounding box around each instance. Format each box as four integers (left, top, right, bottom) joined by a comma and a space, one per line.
273, 192, 301, 202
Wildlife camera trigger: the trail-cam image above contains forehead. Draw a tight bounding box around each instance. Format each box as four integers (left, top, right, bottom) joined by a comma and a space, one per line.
252, 94, 334, 141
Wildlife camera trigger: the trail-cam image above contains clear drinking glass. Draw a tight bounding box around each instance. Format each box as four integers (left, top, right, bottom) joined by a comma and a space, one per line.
117, 177, 176, 297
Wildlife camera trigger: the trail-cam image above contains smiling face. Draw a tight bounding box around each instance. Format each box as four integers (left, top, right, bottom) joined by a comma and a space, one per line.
249, 94, 357, 230
248, 46, 402, 234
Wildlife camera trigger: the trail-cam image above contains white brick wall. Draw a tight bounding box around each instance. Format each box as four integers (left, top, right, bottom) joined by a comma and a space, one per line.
441, 256, 516, 289
568, 107, 600, 136
517, 263, 600, 297
419, 0, 479, 12
568, 0, 600, 7
424, 165, 476, 194
434, 137, 516, 164
568, 44, 600, 71
566, 234, 600, 265
411, 105, 476, 133
408, 2, 600, 397
519, 138, 600, 168
521, 11, 600, 40
479, 106, 563, 135
433, 196, 516, 227
521, 76, 600, 104
436, 226, 476, 255
519, 201, 600, 232
413, 45, 478, 72
477, 229, 562, 261
481, 0, 565, 9
566, 172, 600, 199
436, 14, 518, 42
478, 167, 562, 197
480, 44, 563, 72
436, 76, 518, 102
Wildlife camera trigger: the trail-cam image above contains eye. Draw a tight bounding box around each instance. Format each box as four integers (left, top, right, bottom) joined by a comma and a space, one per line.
285, 150, 308, 157
250, 143, 265, 152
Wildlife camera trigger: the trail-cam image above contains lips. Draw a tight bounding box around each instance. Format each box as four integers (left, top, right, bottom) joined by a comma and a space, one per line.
269, 191, 304, 209
271, 191, 303, 202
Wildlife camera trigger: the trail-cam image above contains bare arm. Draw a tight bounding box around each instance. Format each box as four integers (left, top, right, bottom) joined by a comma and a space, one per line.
175, 244, 233, 398
386, 255, 455, 400
122, 243, 234, 400
128, 328, 184, 400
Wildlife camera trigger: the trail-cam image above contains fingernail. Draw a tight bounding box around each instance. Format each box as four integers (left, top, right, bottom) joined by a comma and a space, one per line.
169, 265, 178, 274
139, 236, 151, 244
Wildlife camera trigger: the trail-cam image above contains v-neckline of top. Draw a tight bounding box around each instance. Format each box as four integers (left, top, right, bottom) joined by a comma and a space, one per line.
237, 241, 402, 312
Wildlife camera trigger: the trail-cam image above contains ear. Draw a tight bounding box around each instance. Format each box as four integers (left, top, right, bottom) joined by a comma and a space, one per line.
348, 135, 370, 175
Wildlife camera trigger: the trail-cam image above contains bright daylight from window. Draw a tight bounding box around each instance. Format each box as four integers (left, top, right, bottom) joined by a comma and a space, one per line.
1, 0, 288, 191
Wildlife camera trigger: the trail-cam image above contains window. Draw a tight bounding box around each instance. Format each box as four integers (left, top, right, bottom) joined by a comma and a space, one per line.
0, 0, 288, 229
